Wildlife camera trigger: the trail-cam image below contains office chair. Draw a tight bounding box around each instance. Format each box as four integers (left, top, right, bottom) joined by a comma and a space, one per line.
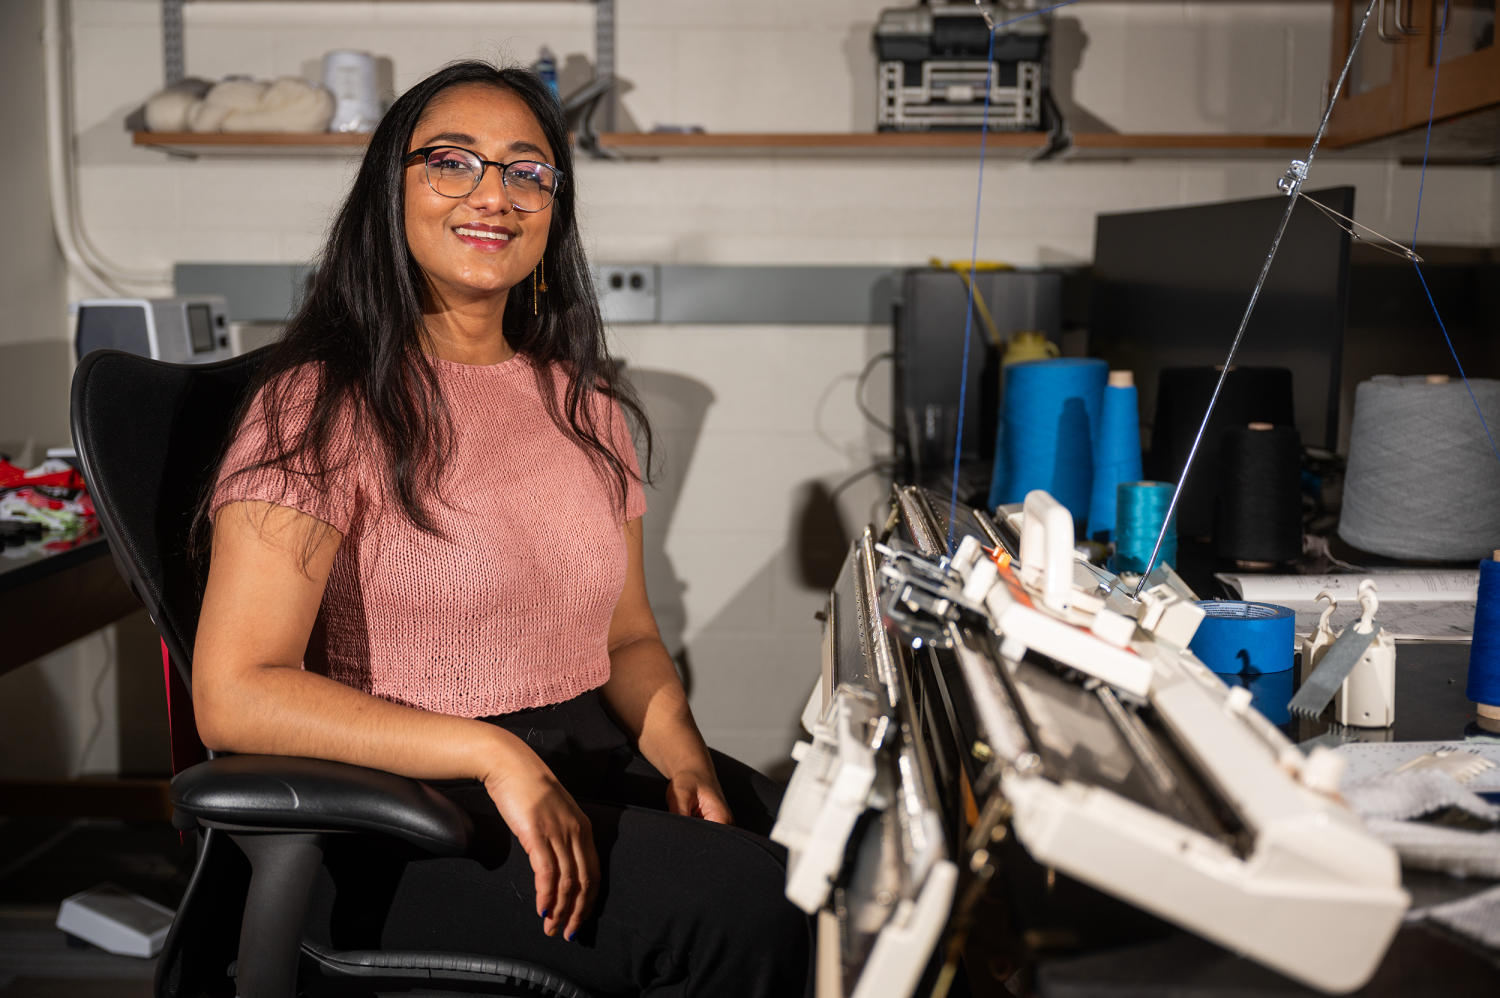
71, 348, 593, 998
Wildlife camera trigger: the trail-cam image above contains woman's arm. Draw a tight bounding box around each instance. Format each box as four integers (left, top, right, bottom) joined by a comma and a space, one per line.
194, 500, 597, 940
599, 517, 732, 823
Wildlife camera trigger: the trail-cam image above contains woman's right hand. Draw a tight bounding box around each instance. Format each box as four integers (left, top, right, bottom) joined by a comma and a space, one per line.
479, 730, 599, 941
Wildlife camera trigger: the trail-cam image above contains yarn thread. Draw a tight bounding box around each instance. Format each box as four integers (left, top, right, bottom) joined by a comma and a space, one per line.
1340, 376, 1500, 561
1215, 424, 1303, 563
989, 358, 1108, 523
1466, 558, 1500, 710
1408, 0, 1500, 474
1114, 481, 1176, 575
1087, 376, 1143, 542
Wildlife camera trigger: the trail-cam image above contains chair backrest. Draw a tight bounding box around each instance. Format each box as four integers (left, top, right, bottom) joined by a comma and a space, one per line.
70, 348, 268, 757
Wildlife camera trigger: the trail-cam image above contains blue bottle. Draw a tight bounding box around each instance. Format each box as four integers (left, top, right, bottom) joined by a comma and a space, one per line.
535, 47, 559, 97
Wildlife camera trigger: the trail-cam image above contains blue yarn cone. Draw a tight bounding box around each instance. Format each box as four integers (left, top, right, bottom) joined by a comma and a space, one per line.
1467, 558, 1500, 710
1088, 380, 1143, 541
989, 358, 1108, 523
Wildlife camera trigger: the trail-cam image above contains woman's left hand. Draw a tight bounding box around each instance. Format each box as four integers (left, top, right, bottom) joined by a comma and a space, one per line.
666, 767, 734, 824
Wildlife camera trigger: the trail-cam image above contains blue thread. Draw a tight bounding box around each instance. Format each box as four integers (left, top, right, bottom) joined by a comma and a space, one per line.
1410, 0, 1448, 249
947, 0, 1086, 553
992, 0, 1084, 31
1466, 559, 1500, 708
1113, 481, 1176, 575
1407, 0, 1500, 469
1087, 381, 1143, 541
989, 358, 1108, 521
1189, 600, 1296, 724
947, 23, 996, 554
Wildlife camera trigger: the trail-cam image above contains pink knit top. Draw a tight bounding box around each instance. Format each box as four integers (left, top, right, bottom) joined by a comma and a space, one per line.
211, 355, 646, 717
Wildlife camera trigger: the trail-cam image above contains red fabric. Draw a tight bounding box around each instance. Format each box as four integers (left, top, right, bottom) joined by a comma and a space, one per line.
210, 356, 647, 718
0, 459, 85, 491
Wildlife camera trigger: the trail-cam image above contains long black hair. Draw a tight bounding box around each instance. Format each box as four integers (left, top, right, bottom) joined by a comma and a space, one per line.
210, 61, 651, 543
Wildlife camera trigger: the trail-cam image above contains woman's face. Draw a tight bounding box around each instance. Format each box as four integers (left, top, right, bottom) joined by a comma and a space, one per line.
403, 84, 556, 305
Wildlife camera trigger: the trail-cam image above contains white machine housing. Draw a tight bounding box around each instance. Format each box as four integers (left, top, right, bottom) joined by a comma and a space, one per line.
76, 297, 232, 365
967, 490, 1409, 994
773, 528, 957, 998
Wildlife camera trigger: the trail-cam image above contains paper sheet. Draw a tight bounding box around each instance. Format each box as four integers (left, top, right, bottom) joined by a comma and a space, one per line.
1215, 571, 1478, 642
1335, 741, 1500, 793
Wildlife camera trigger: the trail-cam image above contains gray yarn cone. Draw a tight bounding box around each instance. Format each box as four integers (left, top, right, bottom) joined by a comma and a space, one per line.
1340, 376, 1500, 561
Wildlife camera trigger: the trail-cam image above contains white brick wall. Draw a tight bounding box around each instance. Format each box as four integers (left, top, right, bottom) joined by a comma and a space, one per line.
53, 0, 1500, 772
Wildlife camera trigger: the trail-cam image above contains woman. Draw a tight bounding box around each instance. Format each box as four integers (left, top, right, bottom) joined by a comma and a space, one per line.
193, 61, 809, 996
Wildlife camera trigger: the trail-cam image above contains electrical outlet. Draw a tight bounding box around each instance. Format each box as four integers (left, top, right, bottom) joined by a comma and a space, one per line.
593, 264, 659, 324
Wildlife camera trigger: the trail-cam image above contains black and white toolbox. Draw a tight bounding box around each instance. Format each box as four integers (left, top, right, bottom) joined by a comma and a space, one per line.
874, 2, 1048, 132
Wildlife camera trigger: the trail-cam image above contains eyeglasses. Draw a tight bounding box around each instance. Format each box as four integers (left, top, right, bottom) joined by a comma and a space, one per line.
405, 146, 564, 212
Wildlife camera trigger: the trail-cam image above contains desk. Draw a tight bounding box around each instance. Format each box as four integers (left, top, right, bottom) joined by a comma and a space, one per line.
0, 534, 140, 677
0, 535, 172, 818
1029, 637, 1500, 997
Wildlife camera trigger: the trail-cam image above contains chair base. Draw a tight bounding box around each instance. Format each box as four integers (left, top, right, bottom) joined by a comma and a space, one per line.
295, 939, 593, 998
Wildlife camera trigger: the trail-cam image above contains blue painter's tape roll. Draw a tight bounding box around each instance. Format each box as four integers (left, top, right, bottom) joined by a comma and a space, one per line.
1189, 600, 1297, 724
1218, 670, 1296, 726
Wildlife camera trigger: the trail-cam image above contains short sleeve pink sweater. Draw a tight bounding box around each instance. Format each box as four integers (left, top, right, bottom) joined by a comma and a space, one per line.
211, 354, 646, 718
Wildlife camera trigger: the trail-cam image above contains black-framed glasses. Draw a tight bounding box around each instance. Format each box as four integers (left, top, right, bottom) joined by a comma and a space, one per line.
405, 146, 563, 212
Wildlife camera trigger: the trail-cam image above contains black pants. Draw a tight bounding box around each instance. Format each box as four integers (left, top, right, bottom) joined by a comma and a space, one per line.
304, 690, 812, 998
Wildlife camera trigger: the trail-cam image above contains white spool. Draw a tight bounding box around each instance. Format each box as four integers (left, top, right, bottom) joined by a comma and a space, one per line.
1340, 375, 1500, 560
323, 51, 381, 133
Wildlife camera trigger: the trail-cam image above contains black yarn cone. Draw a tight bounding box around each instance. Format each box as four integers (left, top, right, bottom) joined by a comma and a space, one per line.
1215, 424, 1302, 563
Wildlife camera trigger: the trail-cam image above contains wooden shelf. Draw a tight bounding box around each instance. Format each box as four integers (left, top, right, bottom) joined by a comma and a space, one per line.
133, 131, 370, 157
133, 129, 1341, 161
597, 131, 1049, 158
1068, 133, 1317, 160
596, 131, 1321, 160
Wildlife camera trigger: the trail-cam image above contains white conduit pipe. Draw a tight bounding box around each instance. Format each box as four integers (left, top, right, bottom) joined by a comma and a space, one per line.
43, 0, 171, 296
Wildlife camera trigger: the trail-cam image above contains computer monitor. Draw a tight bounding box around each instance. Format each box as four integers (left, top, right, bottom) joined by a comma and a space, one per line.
1089, 186, 1354, 455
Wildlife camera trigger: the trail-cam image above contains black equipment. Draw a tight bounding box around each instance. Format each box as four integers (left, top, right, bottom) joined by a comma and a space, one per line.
892, 267, 1063, 499
1089, 186, 1356, 458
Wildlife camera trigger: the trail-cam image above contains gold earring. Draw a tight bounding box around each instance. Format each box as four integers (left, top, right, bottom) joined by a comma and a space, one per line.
532, 259, 548, 316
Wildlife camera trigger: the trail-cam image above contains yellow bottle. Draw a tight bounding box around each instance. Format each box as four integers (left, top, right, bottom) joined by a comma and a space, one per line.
1002, 330, 1059, 367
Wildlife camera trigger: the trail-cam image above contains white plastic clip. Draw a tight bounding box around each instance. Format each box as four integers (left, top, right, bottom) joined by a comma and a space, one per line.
952, 535, 984, 581
1136, 584, 1205, 649
1300, 745, 1348, 796
1337, 579, 1397, 728
1300, 590, 1339, 684
1019, 490, 1075, 613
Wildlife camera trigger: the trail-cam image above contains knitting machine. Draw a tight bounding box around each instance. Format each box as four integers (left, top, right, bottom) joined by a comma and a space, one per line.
874, 3, 1047, 132
772, 485, 1410, 996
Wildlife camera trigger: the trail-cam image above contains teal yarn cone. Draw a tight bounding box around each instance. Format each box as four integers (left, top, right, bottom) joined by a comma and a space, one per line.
1114, 480, 1177, 575
989, 357, 1108, 523
1088, 372, 1144, 542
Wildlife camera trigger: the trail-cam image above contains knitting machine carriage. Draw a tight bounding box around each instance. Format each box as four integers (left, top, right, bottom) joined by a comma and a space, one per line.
773, 485, 1409, 997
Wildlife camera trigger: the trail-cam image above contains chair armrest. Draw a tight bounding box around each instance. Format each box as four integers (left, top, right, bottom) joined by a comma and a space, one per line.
170, 755, 472, 856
